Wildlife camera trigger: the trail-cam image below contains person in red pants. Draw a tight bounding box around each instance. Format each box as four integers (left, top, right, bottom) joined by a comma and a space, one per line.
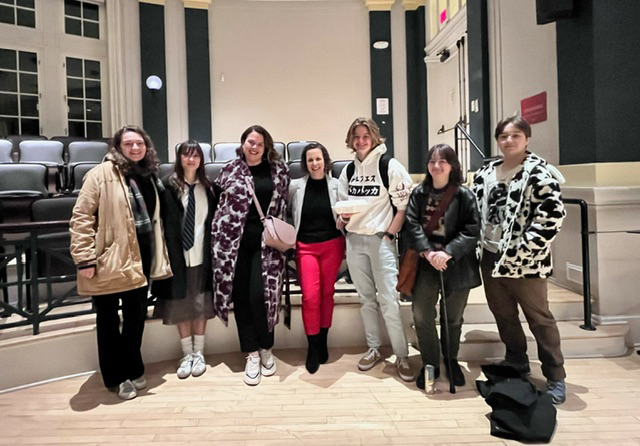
289, 143, 345, 373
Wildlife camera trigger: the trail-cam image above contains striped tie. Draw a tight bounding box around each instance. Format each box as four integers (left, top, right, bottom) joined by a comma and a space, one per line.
182, 183, 196, 251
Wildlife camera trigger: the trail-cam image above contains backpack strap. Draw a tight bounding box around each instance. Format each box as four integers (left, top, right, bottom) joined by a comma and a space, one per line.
346, 161, 355, 182
347, 155, 391, 189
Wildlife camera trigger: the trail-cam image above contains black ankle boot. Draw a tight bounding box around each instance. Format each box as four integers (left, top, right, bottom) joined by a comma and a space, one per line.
318, 327, 329, 364
306, 334, 320, 374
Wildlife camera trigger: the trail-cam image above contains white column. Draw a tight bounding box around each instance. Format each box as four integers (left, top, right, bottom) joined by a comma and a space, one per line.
106, 0, 143, 132
164, 0, 189, 162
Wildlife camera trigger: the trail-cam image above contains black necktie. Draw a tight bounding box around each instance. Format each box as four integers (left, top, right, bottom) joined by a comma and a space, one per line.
182, 184, 196, 251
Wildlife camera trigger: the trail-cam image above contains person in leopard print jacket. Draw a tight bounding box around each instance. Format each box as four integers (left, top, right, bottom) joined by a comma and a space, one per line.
471, 116, 568, 405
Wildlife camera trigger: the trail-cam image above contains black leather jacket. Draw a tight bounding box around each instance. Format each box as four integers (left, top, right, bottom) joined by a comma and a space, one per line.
404, 183, 481, 291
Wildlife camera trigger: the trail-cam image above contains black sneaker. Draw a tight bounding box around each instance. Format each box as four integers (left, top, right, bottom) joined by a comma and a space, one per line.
445, 360, 466, 387
416, 366, 440, 390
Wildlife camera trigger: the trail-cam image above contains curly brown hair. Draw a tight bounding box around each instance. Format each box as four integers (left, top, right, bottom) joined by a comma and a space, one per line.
108, 125, 159, 176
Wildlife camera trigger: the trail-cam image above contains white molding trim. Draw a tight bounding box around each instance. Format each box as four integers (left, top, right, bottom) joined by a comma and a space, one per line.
592, 314, 639, 325
424, 4, 466, 58
488, 0, 503, 149
402, 0, 426, 11
184, 0, 211, 8
364, 0, 395, 11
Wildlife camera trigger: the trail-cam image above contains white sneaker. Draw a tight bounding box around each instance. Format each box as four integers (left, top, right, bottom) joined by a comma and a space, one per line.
244, 354, 261, 386
132, 375, 147, 390
191, 351, 206, 377
117, 380, 137, 400
177, 354, 193, 379
259, 348, 277, 377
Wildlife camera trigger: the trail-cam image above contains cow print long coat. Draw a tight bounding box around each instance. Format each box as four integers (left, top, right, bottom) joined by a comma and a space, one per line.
471, 152, 566, 279
211, 157, 289, 331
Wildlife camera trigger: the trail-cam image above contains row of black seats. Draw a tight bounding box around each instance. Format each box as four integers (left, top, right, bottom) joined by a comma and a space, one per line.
0, 138, 325, 165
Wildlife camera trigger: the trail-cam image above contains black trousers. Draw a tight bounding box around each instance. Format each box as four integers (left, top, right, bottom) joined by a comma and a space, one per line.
93, 286, 148, 388
232, 223, 274, 353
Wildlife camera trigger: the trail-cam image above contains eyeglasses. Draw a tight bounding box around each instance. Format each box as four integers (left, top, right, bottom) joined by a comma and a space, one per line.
428, 159, 449, 166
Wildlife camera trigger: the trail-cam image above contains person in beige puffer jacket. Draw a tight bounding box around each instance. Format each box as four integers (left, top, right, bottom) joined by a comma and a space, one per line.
69, 125, 171, 401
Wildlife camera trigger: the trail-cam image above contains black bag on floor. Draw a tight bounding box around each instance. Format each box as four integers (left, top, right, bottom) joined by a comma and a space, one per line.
476, 364, 557, 443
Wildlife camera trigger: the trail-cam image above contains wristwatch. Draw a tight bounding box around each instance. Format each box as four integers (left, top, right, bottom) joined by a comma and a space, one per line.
383, 231, 395, 241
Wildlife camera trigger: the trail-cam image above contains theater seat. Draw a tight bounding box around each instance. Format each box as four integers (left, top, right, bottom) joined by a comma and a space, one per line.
213, 143, 239, 162
0, 140, 11, 163
204, 163, 225, 182
287, 141, 318, 162
287, 161, 305, 180
70, 163, 98, 194
331, 160, 351, 179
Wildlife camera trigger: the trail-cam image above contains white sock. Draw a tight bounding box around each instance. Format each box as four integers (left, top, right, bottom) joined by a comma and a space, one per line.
181, 337, 193, 356
193, 335, 205, 354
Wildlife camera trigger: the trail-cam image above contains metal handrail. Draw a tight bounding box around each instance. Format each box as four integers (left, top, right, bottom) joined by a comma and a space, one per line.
561, 198, 595, 331
454, 121, 486, 161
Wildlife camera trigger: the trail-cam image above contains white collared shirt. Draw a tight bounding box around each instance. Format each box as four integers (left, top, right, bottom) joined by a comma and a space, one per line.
181, 180, 208, 267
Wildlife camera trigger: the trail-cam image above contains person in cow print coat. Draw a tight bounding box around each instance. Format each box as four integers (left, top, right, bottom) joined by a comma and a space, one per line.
471, 116, 568, 405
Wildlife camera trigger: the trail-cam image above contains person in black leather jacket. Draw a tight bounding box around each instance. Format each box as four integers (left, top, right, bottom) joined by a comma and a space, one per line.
404, 144, 481, 390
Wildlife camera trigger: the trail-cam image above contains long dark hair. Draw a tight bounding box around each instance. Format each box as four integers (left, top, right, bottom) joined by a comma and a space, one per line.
171, 140, 212, 193
423, 144, 463, 187
108, 125, 159, 176
235, 125, 280, 163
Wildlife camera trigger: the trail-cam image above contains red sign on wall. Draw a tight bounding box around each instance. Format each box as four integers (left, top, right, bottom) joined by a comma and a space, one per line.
520, 92, 547, 124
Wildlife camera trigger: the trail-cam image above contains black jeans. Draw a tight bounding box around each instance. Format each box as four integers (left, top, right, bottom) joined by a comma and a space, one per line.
93, 286, 148, 388
231, 223, 274, 353
411, 263, 470, 368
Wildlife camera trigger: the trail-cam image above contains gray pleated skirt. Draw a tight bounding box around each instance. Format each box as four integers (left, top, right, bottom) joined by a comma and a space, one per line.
153, 265, 214, 325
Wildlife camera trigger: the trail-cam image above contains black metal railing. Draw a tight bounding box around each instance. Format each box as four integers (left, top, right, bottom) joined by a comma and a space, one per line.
0, 221, 93, 334
561, 198, 595, 331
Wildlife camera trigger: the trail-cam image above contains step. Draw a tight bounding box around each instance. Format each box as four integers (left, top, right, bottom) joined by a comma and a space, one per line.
0, 302, 628, 392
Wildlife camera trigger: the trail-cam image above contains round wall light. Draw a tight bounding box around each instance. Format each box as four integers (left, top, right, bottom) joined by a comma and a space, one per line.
373, 41, 389, 50
145, 75, 163, 91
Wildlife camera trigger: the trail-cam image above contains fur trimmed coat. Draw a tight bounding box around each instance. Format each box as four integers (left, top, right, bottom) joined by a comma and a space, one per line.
210, 157, 289, 331
471, 152, 565, 279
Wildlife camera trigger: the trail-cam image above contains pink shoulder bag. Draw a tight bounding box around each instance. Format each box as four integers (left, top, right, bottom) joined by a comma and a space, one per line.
247, 180, 297, 252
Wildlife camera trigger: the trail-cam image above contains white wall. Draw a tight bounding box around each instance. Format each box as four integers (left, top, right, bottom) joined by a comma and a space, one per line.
210, 0, 371, 161
488, 0, 559, 164
427, 52, 463, 150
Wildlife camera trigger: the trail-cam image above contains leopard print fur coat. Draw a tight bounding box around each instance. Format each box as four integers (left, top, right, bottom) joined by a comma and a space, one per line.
211, 157, 289, 331
471, 152, 565, 279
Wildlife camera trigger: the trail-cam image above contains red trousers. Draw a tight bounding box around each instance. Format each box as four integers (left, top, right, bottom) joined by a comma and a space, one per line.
295, 236, 346, 335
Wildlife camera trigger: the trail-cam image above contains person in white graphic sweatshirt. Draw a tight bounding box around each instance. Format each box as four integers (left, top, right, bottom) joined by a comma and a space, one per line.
336, 117, 415, 382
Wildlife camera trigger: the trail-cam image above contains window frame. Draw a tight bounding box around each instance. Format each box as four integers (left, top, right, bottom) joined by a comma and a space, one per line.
63, 0, 101, 40
0, 46, 41, 136
64, 55, 103, 139
0, 0, 36, 29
